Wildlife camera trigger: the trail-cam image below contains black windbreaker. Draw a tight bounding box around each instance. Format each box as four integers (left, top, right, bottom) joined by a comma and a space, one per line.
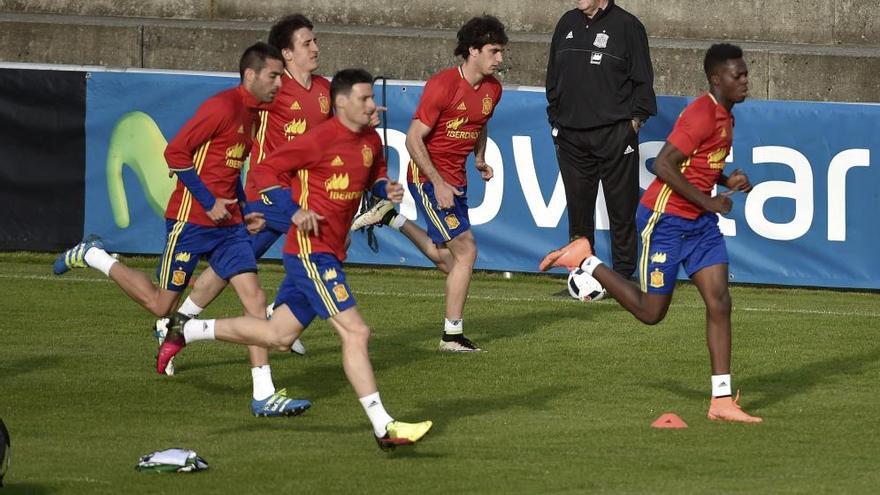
545, 1, 657, 130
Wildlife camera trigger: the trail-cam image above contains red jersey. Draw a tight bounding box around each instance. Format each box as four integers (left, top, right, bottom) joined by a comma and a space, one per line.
245, 71, 331, 201
407, 66, 503, 187
641, 93, 733, 220
253, 118, 389, 261
164, 85, 262, 226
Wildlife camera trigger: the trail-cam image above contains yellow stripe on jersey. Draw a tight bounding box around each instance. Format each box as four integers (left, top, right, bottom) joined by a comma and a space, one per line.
415, 182, 452, 241
177, 141, 211, 222
159, 220, 186, 288
256, 110, 269, 164
638, 209, 663, 292
650, 158, 691, 214
294, 170, 312, 255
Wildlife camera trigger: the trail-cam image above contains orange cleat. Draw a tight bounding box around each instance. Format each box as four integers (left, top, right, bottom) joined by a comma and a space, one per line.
538, 237, 594, 272
707, 390, 763, 423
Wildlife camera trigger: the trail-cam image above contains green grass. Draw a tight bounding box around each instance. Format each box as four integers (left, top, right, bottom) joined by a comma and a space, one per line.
1, 252, 878, 494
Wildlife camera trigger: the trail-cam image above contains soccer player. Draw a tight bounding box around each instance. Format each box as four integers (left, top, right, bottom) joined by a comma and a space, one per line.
166, 14, 330, 357
351, 16, 507, 352
54, 43, 310, 417
156, 69, 433, 450
539, 43, 762, 423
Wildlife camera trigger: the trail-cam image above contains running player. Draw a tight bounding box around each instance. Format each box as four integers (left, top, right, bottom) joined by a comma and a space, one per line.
351, 16, 507, 352
156, 69, 432, 449
539, 43, 762, 423
54, 43, 309, 417
165, 14, 329, 357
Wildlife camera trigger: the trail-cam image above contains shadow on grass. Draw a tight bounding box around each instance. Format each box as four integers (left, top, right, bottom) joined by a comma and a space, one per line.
1, 483, 53, 494
0, 355, 64, 382
741, 346, 880, 410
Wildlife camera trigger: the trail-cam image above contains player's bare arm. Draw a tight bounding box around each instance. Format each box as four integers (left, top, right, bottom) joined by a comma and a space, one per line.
719, 169, 752, 193
654, 142, 732, 214
405, 119, 461, 209
473, 127, 493, 181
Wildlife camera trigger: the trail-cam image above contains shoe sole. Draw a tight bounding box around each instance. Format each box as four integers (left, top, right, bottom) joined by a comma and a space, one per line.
253, 405, 310, 417
707, 412, 763, 423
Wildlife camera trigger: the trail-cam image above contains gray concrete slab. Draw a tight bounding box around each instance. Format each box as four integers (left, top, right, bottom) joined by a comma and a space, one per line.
835, 0, 880, 45
768, 52, 880, 102
0, 17, 141, 66
0, 0, 208, 19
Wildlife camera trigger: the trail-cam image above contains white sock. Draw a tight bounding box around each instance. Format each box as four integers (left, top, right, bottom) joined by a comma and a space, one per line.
251, 365, 276, 401
177, 297, 204, 317
444, 318, 463, 335
579, 255, 604, 276
712, 374, 732, 397
182, 318, 215, 343
389, 214, 406, 230
84, 248, 117, 276
359, 392, 395, 437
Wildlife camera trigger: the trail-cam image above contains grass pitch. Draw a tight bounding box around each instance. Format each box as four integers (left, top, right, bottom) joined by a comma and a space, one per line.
0, 252, 878, 494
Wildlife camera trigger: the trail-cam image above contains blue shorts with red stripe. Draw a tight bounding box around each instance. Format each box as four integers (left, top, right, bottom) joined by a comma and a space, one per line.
636, 204, 728, 295
156, 220, 258, 292
274, 252, 357, 327
246, 198, 291, 258
407, 182, 470, 244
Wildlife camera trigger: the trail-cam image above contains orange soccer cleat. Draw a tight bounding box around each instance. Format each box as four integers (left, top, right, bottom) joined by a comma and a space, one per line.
707, 390, 763, 423
538, 237, 594, 272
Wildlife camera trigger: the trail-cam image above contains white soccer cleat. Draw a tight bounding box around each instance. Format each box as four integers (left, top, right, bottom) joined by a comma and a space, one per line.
350, 199, 396, 231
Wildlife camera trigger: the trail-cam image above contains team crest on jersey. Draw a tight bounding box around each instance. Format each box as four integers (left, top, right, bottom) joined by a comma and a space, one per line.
361, 145, 373, 167
172, 270, 187, 287
332, 283, 350, 302
285, 119, 307, 137
650, 252, 667, 264
649, 269, 665, 288
708, 148, 729, 169
481, 96, 494, 115
174, 252, 192, 263
456, 101, 467, 111
444, 214, 460, 230
331, 155, 345, 167
291, 100, 302, 110
318, 94, 330, 114
594, 32, 609, 49
322, 268, 338, 281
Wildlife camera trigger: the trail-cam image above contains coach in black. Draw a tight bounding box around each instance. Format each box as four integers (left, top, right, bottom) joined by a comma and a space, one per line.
546, 0, 656, 279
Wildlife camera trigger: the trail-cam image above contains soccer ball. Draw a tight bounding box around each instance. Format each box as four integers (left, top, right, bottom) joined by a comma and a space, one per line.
567, 269, 606, 302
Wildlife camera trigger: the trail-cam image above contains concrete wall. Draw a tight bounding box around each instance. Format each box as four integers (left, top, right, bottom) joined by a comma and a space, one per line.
1, 1, 879, 102
2, 0, 878, 45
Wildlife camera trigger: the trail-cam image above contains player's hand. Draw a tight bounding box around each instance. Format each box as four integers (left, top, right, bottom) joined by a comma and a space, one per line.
433, 180, 462, 210
725, 169, 752, 193
706, 194, 733, 214
385, 180, 405, 203
631, 118, 642, 133
207, 198, 236, 223
475, 159, 493, 181
244, 212, 265, 234
369, 106, 387, 128
292, 209, 325, 236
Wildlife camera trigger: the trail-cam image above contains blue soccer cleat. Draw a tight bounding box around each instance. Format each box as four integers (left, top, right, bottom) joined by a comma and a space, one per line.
251, 388, 311, 417
53, 234, 104, 275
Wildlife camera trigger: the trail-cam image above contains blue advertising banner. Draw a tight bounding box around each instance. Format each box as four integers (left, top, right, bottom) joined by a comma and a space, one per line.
85, 70, 880, 289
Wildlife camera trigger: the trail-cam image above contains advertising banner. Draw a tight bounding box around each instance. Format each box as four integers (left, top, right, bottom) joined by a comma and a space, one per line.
84, 71, 880, 289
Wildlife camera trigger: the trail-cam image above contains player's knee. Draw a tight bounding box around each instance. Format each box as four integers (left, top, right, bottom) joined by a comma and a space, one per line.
639, 307, 669, 326
340, 323, 371, 346
707, 292, 732, 318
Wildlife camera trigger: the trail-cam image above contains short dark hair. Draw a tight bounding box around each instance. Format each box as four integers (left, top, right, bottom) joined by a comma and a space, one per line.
454, 15, 508, 59
330, 68, 374, 105
239, 42, 283, 80
704, 43, 743, 78
268, 14, 314, 51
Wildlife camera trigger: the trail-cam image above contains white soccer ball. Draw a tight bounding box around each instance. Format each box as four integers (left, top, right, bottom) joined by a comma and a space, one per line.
567, 269, 606, 302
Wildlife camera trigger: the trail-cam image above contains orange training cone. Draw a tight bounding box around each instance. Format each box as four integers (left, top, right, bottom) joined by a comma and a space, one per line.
651, 413, 688, 429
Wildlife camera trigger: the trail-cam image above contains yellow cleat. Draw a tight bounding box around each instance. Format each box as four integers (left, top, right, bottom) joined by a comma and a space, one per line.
376, 420, 433, 451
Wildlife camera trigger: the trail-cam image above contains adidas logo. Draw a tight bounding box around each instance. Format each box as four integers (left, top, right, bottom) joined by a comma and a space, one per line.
719, 381, 727, 387
624, 145, 634, 155
331, 155, 344, 167
565, 31, 574, 40
237, 125, 244, 134
367, 400, 379, 408
291, 101, 301, 110
456, 101, 467, 111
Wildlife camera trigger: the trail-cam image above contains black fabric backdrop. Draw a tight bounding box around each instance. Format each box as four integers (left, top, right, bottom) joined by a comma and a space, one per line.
0, 68, 86, 251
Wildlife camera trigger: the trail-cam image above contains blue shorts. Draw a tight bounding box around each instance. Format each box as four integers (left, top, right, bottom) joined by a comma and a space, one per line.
246, 198, 290, 258
274, 253, 357, 327
636, 204, 728, 294
156, 220, 258, 292
407, 182, 470, 244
